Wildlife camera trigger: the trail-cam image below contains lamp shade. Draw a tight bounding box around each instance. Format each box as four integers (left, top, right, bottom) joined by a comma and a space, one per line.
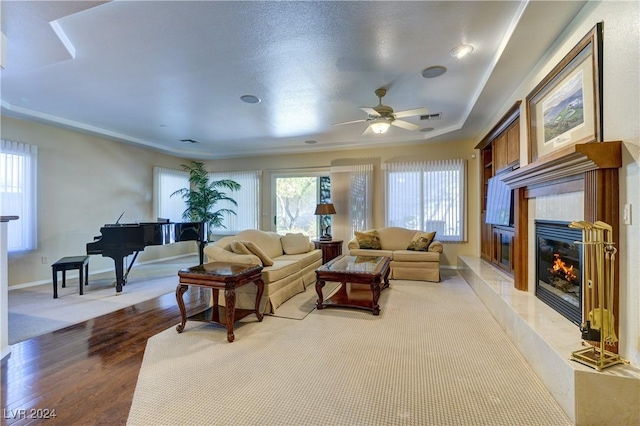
314, 203, 336, 215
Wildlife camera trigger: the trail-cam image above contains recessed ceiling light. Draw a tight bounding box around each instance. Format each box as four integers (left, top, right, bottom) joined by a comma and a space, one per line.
304, 140, 317, 145
450, 45, 474, 59
421, 66, 447, 79
420, 127, 435, 133
240, 95, 261, 104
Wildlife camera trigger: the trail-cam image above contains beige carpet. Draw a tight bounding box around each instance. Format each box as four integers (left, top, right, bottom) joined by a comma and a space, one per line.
268, 281, 341, 320
8, 255, 200, 344
128, 271, 571, 426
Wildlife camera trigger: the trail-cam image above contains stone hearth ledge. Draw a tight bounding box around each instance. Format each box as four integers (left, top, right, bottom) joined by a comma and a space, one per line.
458, 256, 639, 425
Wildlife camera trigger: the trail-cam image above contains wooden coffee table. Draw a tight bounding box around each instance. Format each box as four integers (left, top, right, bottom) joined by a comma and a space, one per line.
315, 255, 390, 315
176, 262, 264, 342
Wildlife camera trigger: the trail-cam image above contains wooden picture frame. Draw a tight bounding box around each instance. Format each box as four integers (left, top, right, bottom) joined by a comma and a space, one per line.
526, 22, 603, 162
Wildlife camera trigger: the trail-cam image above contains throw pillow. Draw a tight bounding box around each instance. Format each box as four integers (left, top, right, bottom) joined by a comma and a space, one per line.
281, 233, 310, 255
230, 241, 252, 255
407, 231, 436, 251
242, 241, 274, 266
354, 230, 382, 250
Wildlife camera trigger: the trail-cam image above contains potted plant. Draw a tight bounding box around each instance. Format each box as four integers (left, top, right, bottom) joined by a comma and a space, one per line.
171, 161, 241, 239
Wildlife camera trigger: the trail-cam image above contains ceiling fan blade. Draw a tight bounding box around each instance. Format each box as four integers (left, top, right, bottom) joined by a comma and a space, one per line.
393, 107, 429, 118
391, 119, 420, 131
332, 119, 368, 126
360, 107, 381, 117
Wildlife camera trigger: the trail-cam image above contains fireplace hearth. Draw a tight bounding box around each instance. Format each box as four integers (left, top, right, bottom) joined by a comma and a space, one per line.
535, 220, 582, 325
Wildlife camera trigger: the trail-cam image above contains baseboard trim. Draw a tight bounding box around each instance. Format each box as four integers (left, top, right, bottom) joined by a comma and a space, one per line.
8, 253, 197, 291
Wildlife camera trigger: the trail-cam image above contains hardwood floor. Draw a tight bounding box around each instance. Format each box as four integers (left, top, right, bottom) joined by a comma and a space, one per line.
1, 288, 210, 425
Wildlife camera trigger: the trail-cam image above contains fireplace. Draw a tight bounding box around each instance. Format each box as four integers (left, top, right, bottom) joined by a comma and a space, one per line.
535, 220, 582, 325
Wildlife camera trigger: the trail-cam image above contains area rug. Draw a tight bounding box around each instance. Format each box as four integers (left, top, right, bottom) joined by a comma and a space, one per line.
127, 273, 571, 426
8, 255, 199, 344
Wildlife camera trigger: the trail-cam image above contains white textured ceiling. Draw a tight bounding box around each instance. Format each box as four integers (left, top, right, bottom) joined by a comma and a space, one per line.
1, 1, 587, 159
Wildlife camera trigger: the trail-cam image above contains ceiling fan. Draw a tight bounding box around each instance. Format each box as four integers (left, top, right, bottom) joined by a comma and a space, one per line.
333, 88, 428, 135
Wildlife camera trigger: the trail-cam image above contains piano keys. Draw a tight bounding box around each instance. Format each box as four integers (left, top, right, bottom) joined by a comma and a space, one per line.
87, 221, 207, 294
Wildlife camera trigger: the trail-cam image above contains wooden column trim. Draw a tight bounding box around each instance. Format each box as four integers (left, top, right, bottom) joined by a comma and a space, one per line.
513, 188, 528, 291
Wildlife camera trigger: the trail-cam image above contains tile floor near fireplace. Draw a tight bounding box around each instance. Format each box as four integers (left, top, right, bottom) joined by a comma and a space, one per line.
458, 256, 640, 425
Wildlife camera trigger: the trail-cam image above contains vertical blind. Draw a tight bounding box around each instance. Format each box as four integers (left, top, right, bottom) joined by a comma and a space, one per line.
330, 162, 374, 246
0, 140, 38, 251
153, 167, 189, 222
209, 170, 261, 233
385, 159, 465, 242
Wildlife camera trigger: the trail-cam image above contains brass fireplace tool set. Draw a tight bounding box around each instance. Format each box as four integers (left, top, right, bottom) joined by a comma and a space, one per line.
568, 220, 627, 371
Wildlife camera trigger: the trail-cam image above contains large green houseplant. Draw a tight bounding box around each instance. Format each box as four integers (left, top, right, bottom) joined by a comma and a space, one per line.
171, 161, 241, 236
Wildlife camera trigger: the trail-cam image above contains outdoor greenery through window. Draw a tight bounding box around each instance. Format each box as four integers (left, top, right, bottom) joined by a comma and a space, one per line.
385, 159, 465, 242
274, 174, 330, 239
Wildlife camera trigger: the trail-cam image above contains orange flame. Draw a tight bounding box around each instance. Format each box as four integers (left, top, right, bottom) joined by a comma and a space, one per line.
550, 253, 577, 282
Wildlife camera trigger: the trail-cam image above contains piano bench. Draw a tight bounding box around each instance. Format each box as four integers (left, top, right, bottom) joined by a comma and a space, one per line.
52, 256, 89, 299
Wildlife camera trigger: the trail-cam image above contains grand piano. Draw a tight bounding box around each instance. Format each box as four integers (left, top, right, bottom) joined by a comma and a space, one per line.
87, 221, 207, 294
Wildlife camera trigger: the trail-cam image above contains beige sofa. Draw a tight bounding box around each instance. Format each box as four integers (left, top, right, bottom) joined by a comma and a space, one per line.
347, 227, 443, 282
203, 229, 322, 313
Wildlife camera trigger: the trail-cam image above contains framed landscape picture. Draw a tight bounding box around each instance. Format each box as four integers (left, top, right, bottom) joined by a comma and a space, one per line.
526, 22, 603, 162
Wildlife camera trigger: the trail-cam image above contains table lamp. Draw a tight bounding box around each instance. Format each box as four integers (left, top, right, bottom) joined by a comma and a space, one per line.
314, 203, 336, 240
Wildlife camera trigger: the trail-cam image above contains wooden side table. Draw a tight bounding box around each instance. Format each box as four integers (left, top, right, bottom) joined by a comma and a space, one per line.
52, 256, 89, 298
313, 239, 343, 264
176, 262, 264, 342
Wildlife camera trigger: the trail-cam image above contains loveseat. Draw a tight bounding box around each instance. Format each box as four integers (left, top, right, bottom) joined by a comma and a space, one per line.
203, 229, 322, 313
347, 227, 443, 282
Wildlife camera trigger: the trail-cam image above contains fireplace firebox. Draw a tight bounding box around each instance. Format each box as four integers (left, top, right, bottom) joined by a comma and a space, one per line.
535, 220, 582, 325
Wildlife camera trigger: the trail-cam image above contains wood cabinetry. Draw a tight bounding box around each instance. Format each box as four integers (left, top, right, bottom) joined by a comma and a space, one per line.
475, 101, 520, 276
494, 121, 520, 173
492, 226, 514, 273
507, 122, 520, 165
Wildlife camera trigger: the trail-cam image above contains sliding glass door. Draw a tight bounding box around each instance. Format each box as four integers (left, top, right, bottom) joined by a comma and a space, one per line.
273, 173, 330, 239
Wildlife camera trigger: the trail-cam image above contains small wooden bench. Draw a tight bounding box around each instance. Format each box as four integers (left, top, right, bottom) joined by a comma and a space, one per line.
52, 256, 89, 298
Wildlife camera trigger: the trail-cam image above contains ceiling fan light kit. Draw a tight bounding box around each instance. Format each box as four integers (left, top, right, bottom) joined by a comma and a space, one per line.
369, 117, 391, 134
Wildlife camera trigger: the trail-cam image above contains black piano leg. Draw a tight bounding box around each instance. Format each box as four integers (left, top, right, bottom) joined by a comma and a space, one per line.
199, 242, 206, 265
114, 258, 125, 294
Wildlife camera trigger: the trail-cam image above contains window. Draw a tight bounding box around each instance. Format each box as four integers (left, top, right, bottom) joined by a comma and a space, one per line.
1, 140, 38, 252
385, 159, 466, 242
273, 172, 330, 239
209, 170, 260, 234
153, 167, 189, 222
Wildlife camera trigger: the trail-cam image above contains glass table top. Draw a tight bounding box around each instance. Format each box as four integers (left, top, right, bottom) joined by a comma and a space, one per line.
319, 255, 386, 273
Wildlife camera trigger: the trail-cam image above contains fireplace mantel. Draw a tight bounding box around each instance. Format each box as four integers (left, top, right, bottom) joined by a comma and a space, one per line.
502, 141, 621, 192
497, 140, 622, 352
